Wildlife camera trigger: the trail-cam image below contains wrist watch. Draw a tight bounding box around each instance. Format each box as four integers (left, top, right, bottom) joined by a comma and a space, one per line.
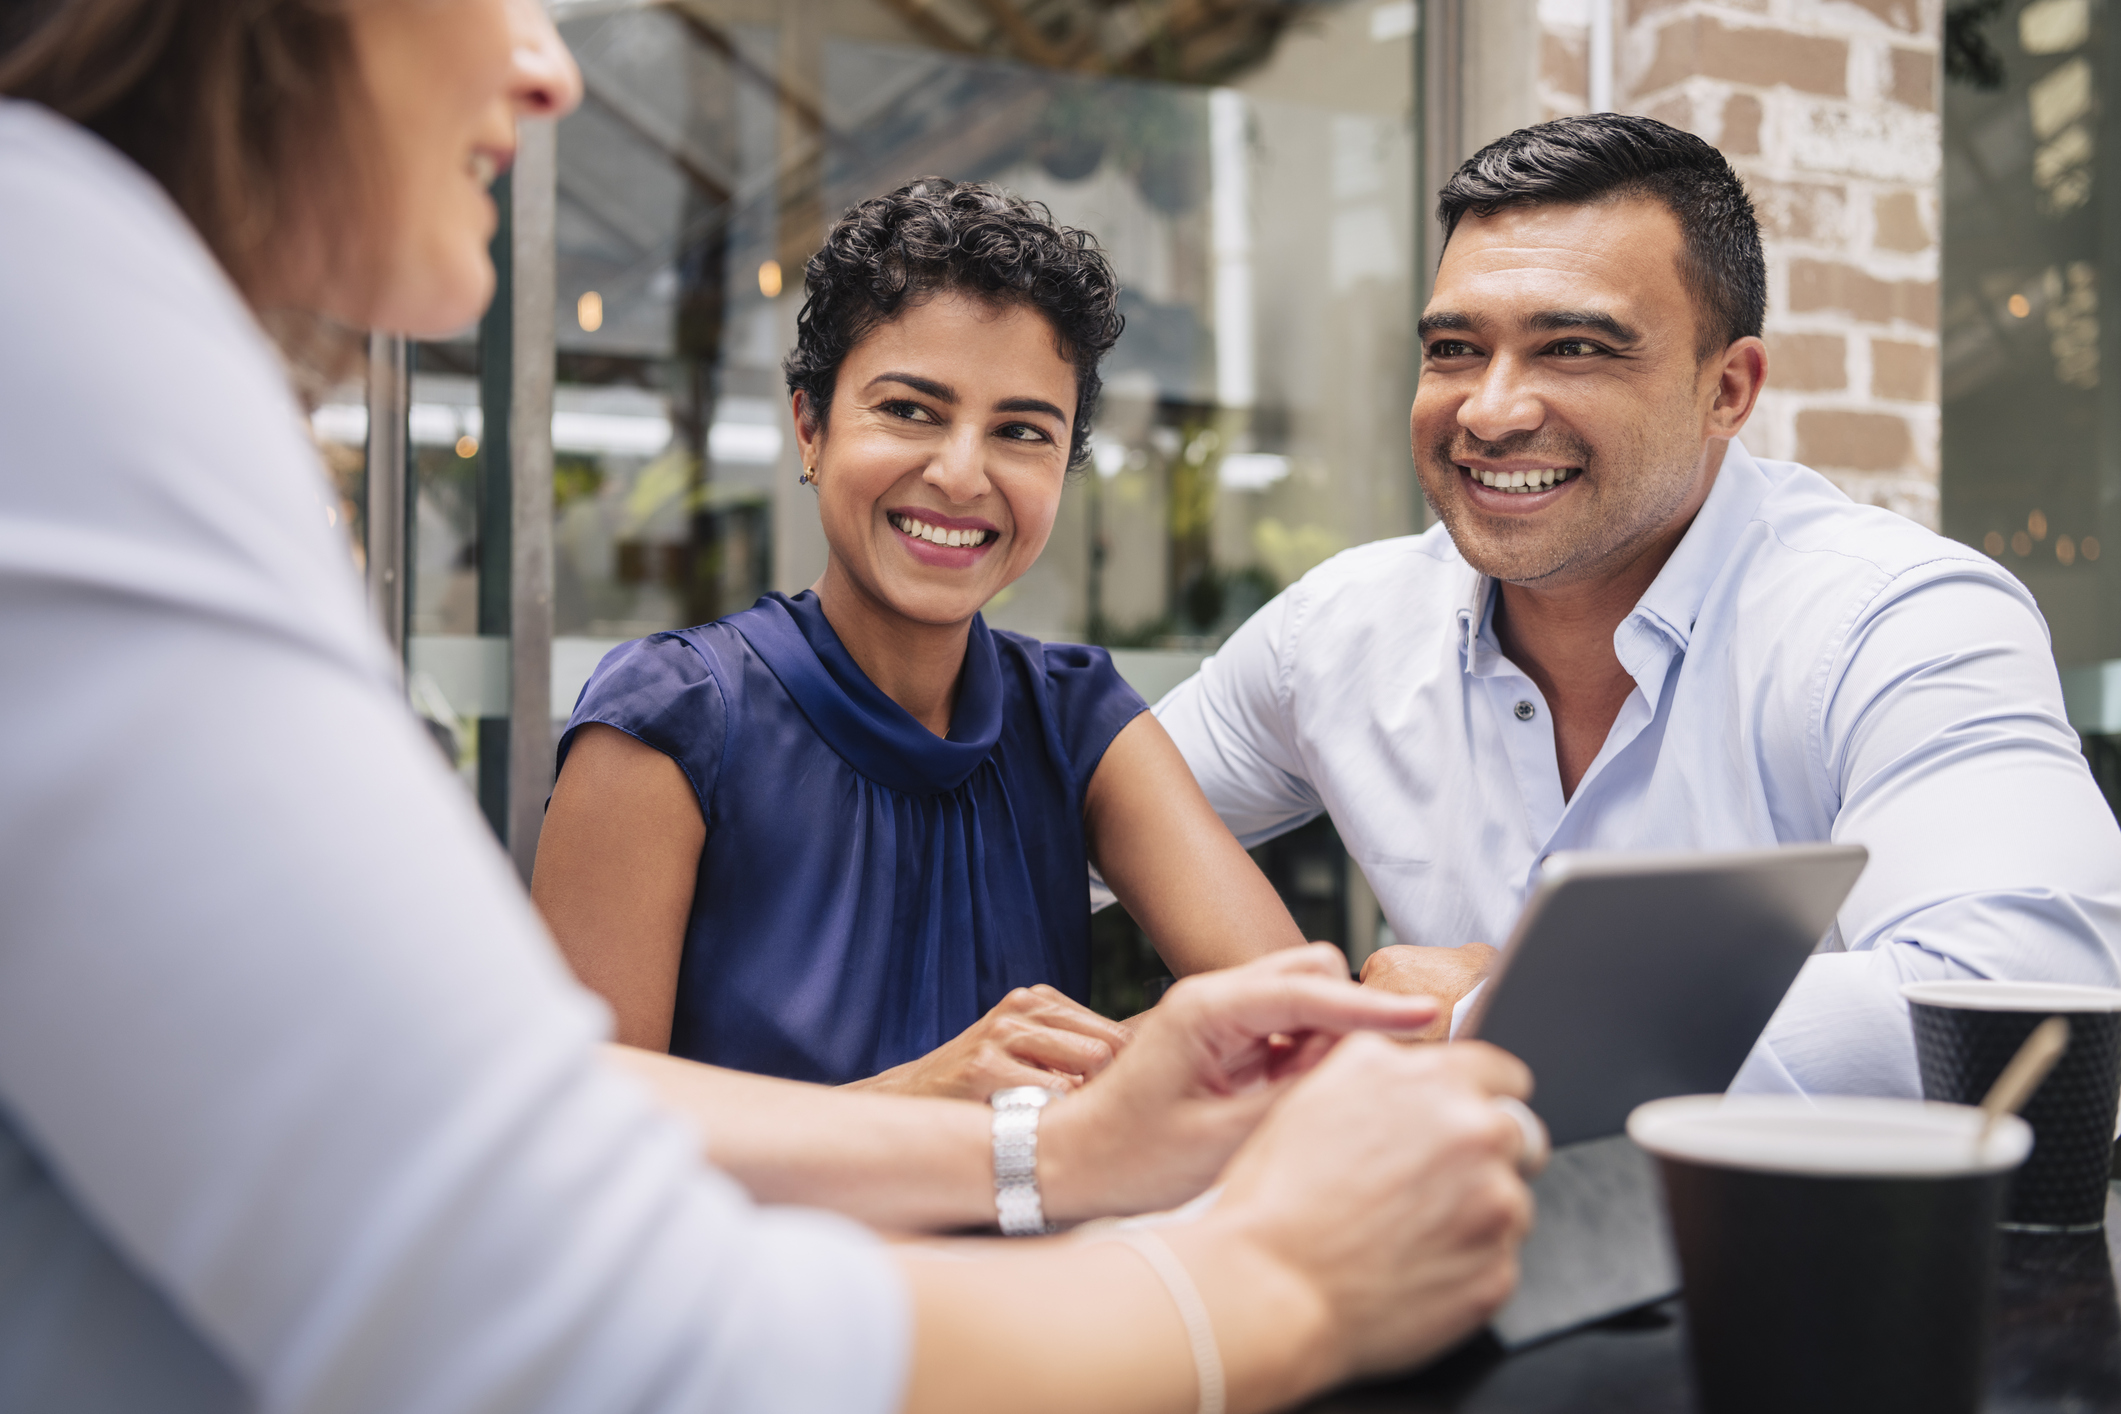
990, 1085, 1060, 1236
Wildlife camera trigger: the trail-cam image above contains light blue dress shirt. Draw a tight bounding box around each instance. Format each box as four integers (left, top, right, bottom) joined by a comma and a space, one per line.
1157, 441, 2121, 1097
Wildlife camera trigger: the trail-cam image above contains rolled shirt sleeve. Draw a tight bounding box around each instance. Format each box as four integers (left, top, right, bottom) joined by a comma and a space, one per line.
1735, 567, 2121, 1095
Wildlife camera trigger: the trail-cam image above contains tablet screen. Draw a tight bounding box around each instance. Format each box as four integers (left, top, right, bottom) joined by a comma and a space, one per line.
1463, 844, 1868, 1146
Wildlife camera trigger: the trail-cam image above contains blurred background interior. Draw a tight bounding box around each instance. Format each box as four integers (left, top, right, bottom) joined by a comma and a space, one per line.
313, 0, 2121, 1015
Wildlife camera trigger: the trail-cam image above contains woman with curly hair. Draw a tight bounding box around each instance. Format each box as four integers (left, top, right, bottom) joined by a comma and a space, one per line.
532, 180, 1308, 1096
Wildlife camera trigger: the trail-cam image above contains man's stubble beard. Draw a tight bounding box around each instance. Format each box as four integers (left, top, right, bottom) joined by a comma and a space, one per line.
1417, 416, 1706, 593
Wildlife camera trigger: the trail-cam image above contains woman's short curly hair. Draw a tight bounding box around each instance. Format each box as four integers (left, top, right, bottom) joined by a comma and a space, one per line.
784, 177, 1124, 473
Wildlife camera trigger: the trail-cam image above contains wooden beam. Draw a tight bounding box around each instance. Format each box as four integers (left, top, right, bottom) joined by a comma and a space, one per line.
966, 0, 1073, 67
871, 0, 984, 55
665, 0, 833, 135
580, 79, 733, 204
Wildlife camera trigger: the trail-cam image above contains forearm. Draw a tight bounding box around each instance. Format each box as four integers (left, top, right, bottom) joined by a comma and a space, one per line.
1088, 715, 1307, 974
1112, 832, 1306, 975
897, 1227, 1334, 1414
606, 1046, 1179, 1231
606, 1046, 997, 1231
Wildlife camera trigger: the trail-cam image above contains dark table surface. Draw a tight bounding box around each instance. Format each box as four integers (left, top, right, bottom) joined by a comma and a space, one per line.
1298, 1189, 2121, 1413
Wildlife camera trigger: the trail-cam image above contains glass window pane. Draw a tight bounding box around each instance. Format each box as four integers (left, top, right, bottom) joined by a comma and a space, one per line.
547, 1, 1415, 977
551, 1, 1417, 669
1942, 0, 2115, 667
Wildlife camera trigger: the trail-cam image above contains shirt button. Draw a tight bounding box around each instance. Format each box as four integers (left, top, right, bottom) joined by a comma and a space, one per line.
1514, 700, 1537, 721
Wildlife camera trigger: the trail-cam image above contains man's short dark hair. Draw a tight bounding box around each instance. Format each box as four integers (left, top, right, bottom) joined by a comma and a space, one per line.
785, 177, 1124, 473
1436, 114, 1765, 359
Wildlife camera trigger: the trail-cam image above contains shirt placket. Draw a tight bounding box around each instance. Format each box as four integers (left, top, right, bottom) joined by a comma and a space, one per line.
1462, 608, 1566, 903
1543, 616, 1682, 851
1477, 669, 1567, 849
1471, 612, 1683, 891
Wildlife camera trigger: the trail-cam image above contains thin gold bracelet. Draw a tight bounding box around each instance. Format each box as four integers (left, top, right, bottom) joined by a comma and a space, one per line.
1112, 1229, 1226, 1414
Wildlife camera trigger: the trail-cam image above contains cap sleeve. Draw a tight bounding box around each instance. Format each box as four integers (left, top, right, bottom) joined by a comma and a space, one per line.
556, 632, 730, 826
1040, 641, 1148, 792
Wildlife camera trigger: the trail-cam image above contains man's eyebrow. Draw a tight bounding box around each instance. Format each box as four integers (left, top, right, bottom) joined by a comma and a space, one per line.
1416, 310, 1476, 338
866, 372, 956, 401
1526, 309, 1642, 344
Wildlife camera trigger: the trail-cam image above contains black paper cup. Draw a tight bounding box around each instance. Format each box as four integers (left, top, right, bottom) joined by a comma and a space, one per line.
1903, 980, 2121, 1232
1630, 1095, 2030, 1414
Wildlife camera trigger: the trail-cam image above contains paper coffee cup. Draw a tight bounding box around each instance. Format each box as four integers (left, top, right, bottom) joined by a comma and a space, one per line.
1630, 1095, 2030, 1414
1903, 980, 2121, 1231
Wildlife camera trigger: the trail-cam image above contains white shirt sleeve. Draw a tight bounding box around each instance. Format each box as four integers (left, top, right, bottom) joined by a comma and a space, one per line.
0, 103, 907, 1414
1734, 566, 2121, 1095
1153, 587, 1326, 847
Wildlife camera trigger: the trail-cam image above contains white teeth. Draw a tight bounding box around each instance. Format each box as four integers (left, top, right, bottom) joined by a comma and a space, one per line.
1467, 467, 1578, 495
891, 513, 992, 547
469, 151, 497, 186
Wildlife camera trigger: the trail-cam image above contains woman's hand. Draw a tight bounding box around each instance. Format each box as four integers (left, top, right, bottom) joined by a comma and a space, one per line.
1185, 1034, 1538, 1393
1038, 944, 1441, 1220
846, 986, 1133, 1100
894, 983, 1537, 1414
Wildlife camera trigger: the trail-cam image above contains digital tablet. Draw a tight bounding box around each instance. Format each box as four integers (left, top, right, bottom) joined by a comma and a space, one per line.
1461, 843, 1869, 1147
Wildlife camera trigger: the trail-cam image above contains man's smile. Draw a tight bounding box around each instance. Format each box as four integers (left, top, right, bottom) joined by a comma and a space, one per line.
1461, 464, 1582, 495
1456, 460, 1584, 509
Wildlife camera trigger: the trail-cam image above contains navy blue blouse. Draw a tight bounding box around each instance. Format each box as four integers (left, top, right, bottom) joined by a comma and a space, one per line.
558, 591, 1147, 1084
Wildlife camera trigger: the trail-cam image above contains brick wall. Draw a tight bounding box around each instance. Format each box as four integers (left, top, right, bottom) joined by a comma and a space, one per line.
1535, 0, 1943, 526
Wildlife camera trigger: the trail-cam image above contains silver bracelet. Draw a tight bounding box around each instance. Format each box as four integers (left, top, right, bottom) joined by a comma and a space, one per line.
1113, 1229, 1226, 1414
990, 1086, 1058, 1236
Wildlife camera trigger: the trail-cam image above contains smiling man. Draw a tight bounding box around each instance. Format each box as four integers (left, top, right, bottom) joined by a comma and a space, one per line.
1157, 114, 2121, 1094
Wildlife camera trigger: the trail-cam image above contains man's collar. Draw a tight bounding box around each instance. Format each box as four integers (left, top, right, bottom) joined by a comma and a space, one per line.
1450, 439, 1772, 668
1625, 438, 1771, 653
1453, 555, 1493, 664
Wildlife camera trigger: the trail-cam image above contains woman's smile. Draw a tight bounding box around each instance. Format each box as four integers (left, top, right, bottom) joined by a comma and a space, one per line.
800, 291, 1073, 636
888, 508, 1001, 565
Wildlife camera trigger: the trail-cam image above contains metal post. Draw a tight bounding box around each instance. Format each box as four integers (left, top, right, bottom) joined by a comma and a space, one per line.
477, 173, 515, 846
364, 332, 410, 661
507, 117, 559, 884
1588, 0, 1615, 115
1421, 0, 1465, 292
1416, 0, 1463, 530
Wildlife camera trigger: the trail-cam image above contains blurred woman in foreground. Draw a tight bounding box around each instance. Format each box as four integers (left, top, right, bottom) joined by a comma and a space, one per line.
0, 3, 1537, 1412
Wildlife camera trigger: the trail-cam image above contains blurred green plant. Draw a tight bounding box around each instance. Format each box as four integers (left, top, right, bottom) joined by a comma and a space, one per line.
553, 455, 605, 510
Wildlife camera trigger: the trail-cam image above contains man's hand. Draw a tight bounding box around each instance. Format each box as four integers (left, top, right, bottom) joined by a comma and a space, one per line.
1039, 945, 1439, 1220
1360, 942, 1499, 1040
846, 986, 1131, 1100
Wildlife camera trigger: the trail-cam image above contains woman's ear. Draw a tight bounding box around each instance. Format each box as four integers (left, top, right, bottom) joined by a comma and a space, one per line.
791, 390, 824, 484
